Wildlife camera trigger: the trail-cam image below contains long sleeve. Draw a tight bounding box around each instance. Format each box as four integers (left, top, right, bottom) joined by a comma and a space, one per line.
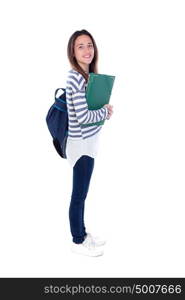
70, 89, 108, 125
66, 69, 108, 140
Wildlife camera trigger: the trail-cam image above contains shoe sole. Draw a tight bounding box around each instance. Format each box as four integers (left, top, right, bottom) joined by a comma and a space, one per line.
71, 249, 104, 257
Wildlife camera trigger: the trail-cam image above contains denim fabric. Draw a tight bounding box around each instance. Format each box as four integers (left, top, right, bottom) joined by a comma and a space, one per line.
69, 155, 94, 243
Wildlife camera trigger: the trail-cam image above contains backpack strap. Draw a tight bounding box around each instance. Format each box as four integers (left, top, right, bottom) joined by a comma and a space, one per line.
55, 88, 66, 99
54, 88, 67, 112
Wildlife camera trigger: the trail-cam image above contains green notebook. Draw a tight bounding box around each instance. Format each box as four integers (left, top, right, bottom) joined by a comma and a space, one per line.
81, 72, 115, 127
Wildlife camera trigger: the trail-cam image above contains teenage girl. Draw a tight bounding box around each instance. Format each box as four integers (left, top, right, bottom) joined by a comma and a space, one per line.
65, 29, 113, 257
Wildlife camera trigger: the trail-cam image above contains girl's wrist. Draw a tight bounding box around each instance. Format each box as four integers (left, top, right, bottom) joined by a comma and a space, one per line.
106, 107, 110, 119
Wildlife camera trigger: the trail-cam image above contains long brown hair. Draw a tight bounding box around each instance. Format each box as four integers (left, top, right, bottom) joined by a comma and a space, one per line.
67, 29, 99, 82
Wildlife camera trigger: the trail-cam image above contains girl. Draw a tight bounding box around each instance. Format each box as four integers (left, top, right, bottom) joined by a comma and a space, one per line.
65, 29, 113, 257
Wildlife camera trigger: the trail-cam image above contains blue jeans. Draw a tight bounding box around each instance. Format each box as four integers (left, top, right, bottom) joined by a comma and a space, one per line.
69, 155, 94, 244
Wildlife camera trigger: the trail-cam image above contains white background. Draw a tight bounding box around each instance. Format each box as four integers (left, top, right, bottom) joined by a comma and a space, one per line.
0, 0, 185, 277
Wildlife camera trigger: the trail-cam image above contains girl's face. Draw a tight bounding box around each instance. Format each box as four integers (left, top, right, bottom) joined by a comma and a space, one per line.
74, 35, 94, 72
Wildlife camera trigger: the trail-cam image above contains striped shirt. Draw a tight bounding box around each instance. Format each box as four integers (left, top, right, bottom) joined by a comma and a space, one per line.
66, 69, 108, 140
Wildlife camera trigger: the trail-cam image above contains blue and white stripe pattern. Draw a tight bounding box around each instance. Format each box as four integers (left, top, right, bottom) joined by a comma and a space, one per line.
66, 69, 108, 140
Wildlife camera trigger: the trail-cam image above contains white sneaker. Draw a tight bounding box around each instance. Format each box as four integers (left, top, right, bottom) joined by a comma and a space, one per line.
86, 232, 106, 247
71, 236, 104, 257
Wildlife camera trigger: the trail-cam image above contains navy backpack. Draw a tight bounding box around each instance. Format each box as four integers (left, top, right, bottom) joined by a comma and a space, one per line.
46, 88, 68, 158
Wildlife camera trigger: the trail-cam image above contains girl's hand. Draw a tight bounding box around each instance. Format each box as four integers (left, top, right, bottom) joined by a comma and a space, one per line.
104, 104, 114, 119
